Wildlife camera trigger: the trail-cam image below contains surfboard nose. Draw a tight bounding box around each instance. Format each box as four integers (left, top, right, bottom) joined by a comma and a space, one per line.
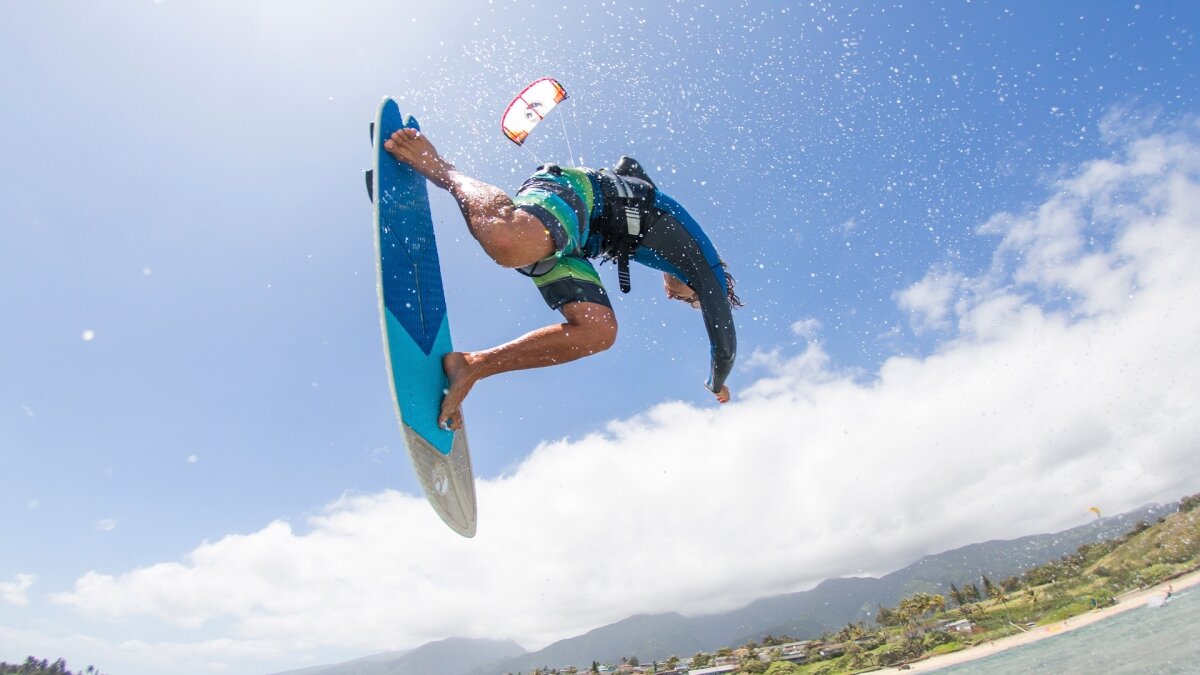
404, 424, 477, 537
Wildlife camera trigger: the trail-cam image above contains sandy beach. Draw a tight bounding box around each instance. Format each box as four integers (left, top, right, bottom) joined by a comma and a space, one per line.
870, 568, 1200, 673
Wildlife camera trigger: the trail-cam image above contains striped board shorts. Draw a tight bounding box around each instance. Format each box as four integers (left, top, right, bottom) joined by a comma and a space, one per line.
512, 165, 612, 310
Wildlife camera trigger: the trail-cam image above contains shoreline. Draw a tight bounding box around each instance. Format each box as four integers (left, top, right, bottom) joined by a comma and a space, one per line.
869, 567, 1200, 674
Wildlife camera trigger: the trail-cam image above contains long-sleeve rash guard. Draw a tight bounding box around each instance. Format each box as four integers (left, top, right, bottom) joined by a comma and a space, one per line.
631, 192, 737, 393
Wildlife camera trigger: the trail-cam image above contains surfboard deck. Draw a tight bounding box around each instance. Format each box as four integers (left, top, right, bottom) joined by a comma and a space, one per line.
369, 96, 477, 537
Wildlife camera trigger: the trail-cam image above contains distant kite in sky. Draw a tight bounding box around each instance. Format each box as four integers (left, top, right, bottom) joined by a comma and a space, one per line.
501, 77, 569, 146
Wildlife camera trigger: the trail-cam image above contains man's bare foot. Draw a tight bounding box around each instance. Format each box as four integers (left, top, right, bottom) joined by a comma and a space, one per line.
439, 351, 478, 430
384, 128, 456, 188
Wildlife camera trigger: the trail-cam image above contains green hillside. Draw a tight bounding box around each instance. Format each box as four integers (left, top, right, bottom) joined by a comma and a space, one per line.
643, 493, 1200, 675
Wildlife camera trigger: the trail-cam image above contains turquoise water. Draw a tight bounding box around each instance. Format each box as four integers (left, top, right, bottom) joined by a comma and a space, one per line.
936, 586, 1199, 674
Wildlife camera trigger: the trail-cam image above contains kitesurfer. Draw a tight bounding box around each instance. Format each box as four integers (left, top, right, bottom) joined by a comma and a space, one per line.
384, 128, 740, 430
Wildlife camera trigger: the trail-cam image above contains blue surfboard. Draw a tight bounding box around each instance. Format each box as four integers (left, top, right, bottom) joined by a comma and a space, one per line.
369, 96, 476, 537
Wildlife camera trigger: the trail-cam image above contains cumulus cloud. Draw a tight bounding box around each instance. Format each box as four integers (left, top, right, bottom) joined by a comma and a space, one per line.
0, 625, 286, 675
1, 574, 35, 607
789, 317, 824, 340
895, 268, 963, 333
50, 123, 1200, 666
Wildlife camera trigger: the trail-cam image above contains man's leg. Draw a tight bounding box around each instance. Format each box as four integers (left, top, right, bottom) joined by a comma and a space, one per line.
438, 302, 617, 430
385, 128, 553, 268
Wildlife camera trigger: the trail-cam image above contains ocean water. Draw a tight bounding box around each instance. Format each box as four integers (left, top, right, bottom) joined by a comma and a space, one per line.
936, 586, 1199, 674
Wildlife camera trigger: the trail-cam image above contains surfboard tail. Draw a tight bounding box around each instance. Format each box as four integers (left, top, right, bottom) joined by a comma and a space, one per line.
403, 424, 477, 538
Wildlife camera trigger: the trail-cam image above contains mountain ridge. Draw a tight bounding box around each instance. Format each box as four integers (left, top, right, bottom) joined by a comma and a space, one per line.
270, 637, 524, 675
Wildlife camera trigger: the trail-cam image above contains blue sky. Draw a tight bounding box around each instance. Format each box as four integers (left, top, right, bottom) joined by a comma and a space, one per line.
2, 1, 1199, 673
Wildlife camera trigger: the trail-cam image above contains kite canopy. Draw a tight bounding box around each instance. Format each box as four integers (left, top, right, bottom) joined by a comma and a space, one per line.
501, 77, 569, 146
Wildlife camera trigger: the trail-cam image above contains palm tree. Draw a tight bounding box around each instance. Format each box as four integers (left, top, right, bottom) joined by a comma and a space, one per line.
835, 621, 867, 642
927, 594, 947, 614
894, 592, 946, 638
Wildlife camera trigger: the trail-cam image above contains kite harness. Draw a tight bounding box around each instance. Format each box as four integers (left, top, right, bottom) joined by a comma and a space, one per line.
597, 157, 658, 293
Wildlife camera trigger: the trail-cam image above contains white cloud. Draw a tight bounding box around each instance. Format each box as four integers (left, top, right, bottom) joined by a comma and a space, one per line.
789, 317, 823, 340
0, 625, 288, 675
96, 518, 118, 533
49, 124, 1200, 669
1, 574, 35, 607
896, 269, 963, 333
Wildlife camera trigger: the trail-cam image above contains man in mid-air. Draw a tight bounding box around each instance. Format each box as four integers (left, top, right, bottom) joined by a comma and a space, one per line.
384, 128, 740, 430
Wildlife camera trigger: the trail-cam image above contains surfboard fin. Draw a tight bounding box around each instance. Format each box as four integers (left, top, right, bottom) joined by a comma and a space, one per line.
366, 120, 378, 202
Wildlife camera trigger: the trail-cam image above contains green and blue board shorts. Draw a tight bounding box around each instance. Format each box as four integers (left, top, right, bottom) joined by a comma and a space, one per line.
512, 166, 613, 310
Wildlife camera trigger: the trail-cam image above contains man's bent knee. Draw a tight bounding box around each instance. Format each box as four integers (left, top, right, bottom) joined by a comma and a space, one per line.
562, 303, 618, 353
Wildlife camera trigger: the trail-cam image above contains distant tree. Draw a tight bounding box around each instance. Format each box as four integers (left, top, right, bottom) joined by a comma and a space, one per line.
739, 659, 769, 673
1180, 492, 1200, 513
1024, 560, 1063, 586
689, 652, 712, 668
897, 592, 945, 637
981, 575, 997, 598
931, 594, 947, 614
834, 621, 866, 642
1000, 576, 1021, 593
665, 655, 680, 670
1025, 587, 1039, 608
591, 660, 600, 673
949, 583, 966, 607
0, 657, 105, 675
990, 584, 1008, 607
741, 641, 759, 660
965, 582, 982, 602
